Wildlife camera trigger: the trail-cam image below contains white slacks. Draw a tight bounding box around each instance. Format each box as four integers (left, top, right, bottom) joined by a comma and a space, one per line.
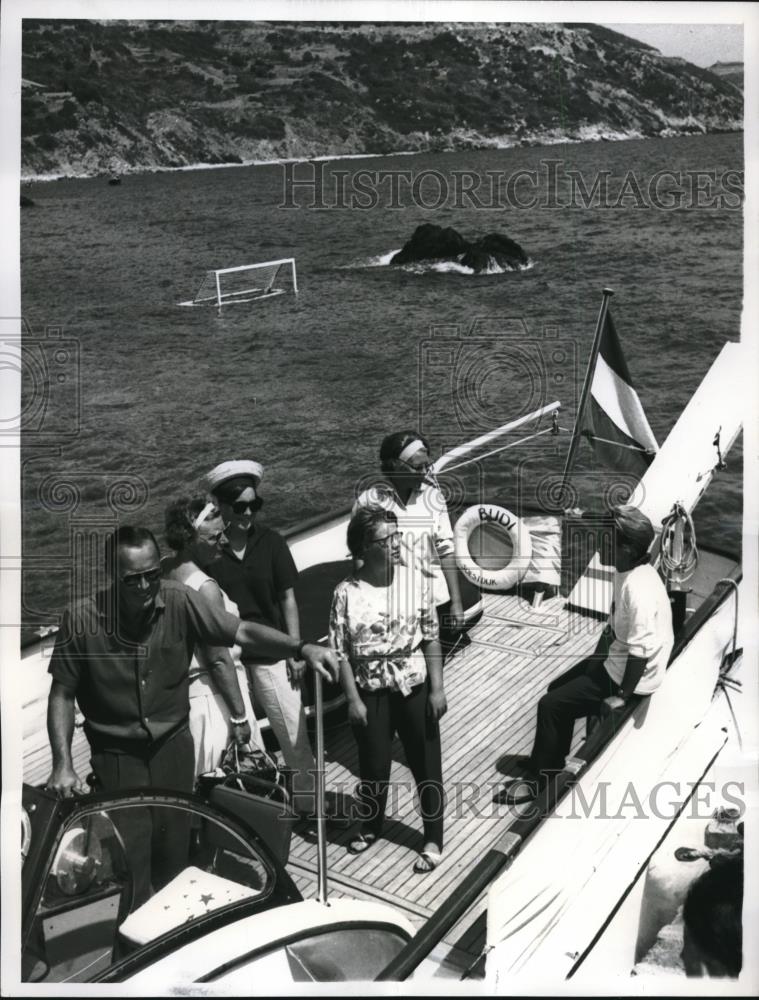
247, 659, 315, 813
188, 665, 262, 777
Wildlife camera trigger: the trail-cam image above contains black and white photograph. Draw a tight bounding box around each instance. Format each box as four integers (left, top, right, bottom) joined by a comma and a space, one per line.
1, 0, 756, 993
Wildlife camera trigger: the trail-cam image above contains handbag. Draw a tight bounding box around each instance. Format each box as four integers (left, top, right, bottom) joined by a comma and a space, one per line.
196, 740, 282, 797
220, 740, 282, 790
210, 742, 296, 866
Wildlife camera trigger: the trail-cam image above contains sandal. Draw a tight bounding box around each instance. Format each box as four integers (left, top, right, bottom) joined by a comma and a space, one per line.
413, 850, 443, 874
347, 830, 378, 855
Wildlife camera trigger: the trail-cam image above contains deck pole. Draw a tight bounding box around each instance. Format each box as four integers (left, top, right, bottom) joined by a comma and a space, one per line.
432, 401, 562, 475
314, 672, 328, 903
559, 288, 614, 500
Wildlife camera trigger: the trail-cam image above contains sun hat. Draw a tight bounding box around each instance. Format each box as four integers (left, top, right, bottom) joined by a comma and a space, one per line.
204, 460, 264, 494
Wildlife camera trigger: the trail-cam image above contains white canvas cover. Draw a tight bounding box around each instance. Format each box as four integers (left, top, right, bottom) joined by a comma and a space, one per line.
484, 591, 739, 987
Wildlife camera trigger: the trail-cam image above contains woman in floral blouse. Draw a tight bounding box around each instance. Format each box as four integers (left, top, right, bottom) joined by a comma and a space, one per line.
329, 505, 447, 873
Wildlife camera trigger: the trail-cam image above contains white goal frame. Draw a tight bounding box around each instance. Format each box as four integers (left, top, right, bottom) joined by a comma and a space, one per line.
178, 258, 298, 307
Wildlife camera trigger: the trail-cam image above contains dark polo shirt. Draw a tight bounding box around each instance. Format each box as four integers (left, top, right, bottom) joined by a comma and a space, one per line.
207, 526, 298, 666
48, 580, 239, 746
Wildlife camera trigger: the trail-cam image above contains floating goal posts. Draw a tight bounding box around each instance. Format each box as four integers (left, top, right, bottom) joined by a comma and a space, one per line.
178, 258, 297, 307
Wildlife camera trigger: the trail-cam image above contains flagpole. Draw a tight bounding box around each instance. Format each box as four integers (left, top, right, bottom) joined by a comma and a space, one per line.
560, 288, 614, 499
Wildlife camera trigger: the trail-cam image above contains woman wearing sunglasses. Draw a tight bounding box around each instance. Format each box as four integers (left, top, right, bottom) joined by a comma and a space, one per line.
329, 505, 446, 874
354, 430, 464, 642
162, 497, 263, 777
202, 460, 316, 815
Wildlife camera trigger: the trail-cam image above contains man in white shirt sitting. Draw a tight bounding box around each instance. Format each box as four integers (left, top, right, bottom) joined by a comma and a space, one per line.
494, 505, 674, 805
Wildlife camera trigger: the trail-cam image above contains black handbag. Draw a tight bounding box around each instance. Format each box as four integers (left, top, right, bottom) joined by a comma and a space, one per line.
219, 740, 282, 790
209, 742, 296, 866
196, 740, 282, 797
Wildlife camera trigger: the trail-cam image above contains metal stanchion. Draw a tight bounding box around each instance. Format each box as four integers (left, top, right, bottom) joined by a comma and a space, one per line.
314, 672, 328, 903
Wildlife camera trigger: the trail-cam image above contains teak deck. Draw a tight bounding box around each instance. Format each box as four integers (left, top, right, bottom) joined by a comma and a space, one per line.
286, 590, 603, 975
286, 547, 738, 975
21, 548, 737, 978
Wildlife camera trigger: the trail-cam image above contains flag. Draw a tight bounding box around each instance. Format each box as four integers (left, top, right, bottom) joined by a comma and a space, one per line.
580, 310, 658, 476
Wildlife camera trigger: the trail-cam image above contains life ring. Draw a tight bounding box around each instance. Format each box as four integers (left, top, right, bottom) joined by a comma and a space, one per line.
454, 505, 532, 592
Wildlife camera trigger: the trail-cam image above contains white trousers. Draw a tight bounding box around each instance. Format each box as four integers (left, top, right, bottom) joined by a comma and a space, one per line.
188, 665, 263, 777
247, 659, 315, 812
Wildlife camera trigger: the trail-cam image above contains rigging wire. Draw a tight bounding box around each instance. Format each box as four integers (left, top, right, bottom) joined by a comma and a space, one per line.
584, 434, 655, 455
714, 577, 742, 752
439, 423, 571, 476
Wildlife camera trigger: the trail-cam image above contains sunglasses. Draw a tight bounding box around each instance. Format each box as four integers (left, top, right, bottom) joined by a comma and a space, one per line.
120, 567, 162, 590
229, 497, 264, 515
371, 530, 404, 549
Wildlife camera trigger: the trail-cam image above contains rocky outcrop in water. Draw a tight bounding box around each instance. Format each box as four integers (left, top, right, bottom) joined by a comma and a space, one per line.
391, 224, 529, 272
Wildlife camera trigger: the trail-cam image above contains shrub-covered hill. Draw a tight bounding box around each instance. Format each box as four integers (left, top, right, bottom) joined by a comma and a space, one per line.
21, 20, 743, 177
707, 61, 744, 91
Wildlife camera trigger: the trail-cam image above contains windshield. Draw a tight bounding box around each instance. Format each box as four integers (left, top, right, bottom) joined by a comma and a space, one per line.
22, 798, 273, 984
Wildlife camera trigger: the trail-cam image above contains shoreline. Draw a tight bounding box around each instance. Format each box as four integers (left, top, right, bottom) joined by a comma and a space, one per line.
20, 125, 743, 184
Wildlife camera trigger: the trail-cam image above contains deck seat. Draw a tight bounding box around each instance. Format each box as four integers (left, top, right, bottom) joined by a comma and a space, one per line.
118, 866, 258, 947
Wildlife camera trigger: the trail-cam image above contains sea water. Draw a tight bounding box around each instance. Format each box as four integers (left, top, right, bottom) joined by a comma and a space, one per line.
19, 133, 744, 626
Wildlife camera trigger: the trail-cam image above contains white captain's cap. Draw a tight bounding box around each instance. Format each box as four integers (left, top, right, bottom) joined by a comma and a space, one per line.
205, 459, 264, 492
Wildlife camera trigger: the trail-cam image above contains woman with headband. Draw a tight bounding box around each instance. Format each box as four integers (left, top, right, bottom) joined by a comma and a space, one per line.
162, 497, 260, 777
202, 460, 316, 816
353, 430, 465, 639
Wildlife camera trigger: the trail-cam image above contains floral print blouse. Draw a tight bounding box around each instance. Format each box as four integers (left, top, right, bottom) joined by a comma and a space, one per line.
329, 567, 440, 696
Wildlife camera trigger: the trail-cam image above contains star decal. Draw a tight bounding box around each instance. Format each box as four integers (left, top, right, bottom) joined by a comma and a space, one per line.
200, 893, 214, 906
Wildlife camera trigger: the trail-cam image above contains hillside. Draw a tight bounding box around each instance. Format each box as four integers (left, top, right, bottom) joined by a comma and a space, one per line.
21, 20, 744, 178
707, 61, 744, 91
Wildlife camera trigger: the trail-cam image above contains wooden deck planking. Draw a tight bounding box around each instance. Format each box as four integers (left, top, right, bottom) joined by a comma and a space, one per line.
288, 591, 603, 916
290, 661, 543, 890
289, 857, 434, 923
290, 640, 516, 877
24, 724, 91, 787
22, 636, 93, 787
20, 550, 736, 971
440, 633, 597, 775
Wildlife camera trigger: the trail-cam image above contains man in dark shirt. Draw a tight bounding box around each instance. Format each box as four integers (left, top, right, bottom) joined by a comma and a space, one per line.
46, 526, 339, 900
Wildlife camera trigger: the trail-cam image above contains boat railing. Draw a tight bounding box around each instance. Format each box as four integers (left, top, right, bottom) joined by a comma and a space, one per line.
279, 504, 353, 544
374, 564, 743, 981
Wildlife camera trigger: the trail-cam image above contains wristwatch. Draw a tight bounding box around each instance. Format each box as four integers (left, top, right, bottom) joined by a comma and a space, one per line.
295, 639, 308, 660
